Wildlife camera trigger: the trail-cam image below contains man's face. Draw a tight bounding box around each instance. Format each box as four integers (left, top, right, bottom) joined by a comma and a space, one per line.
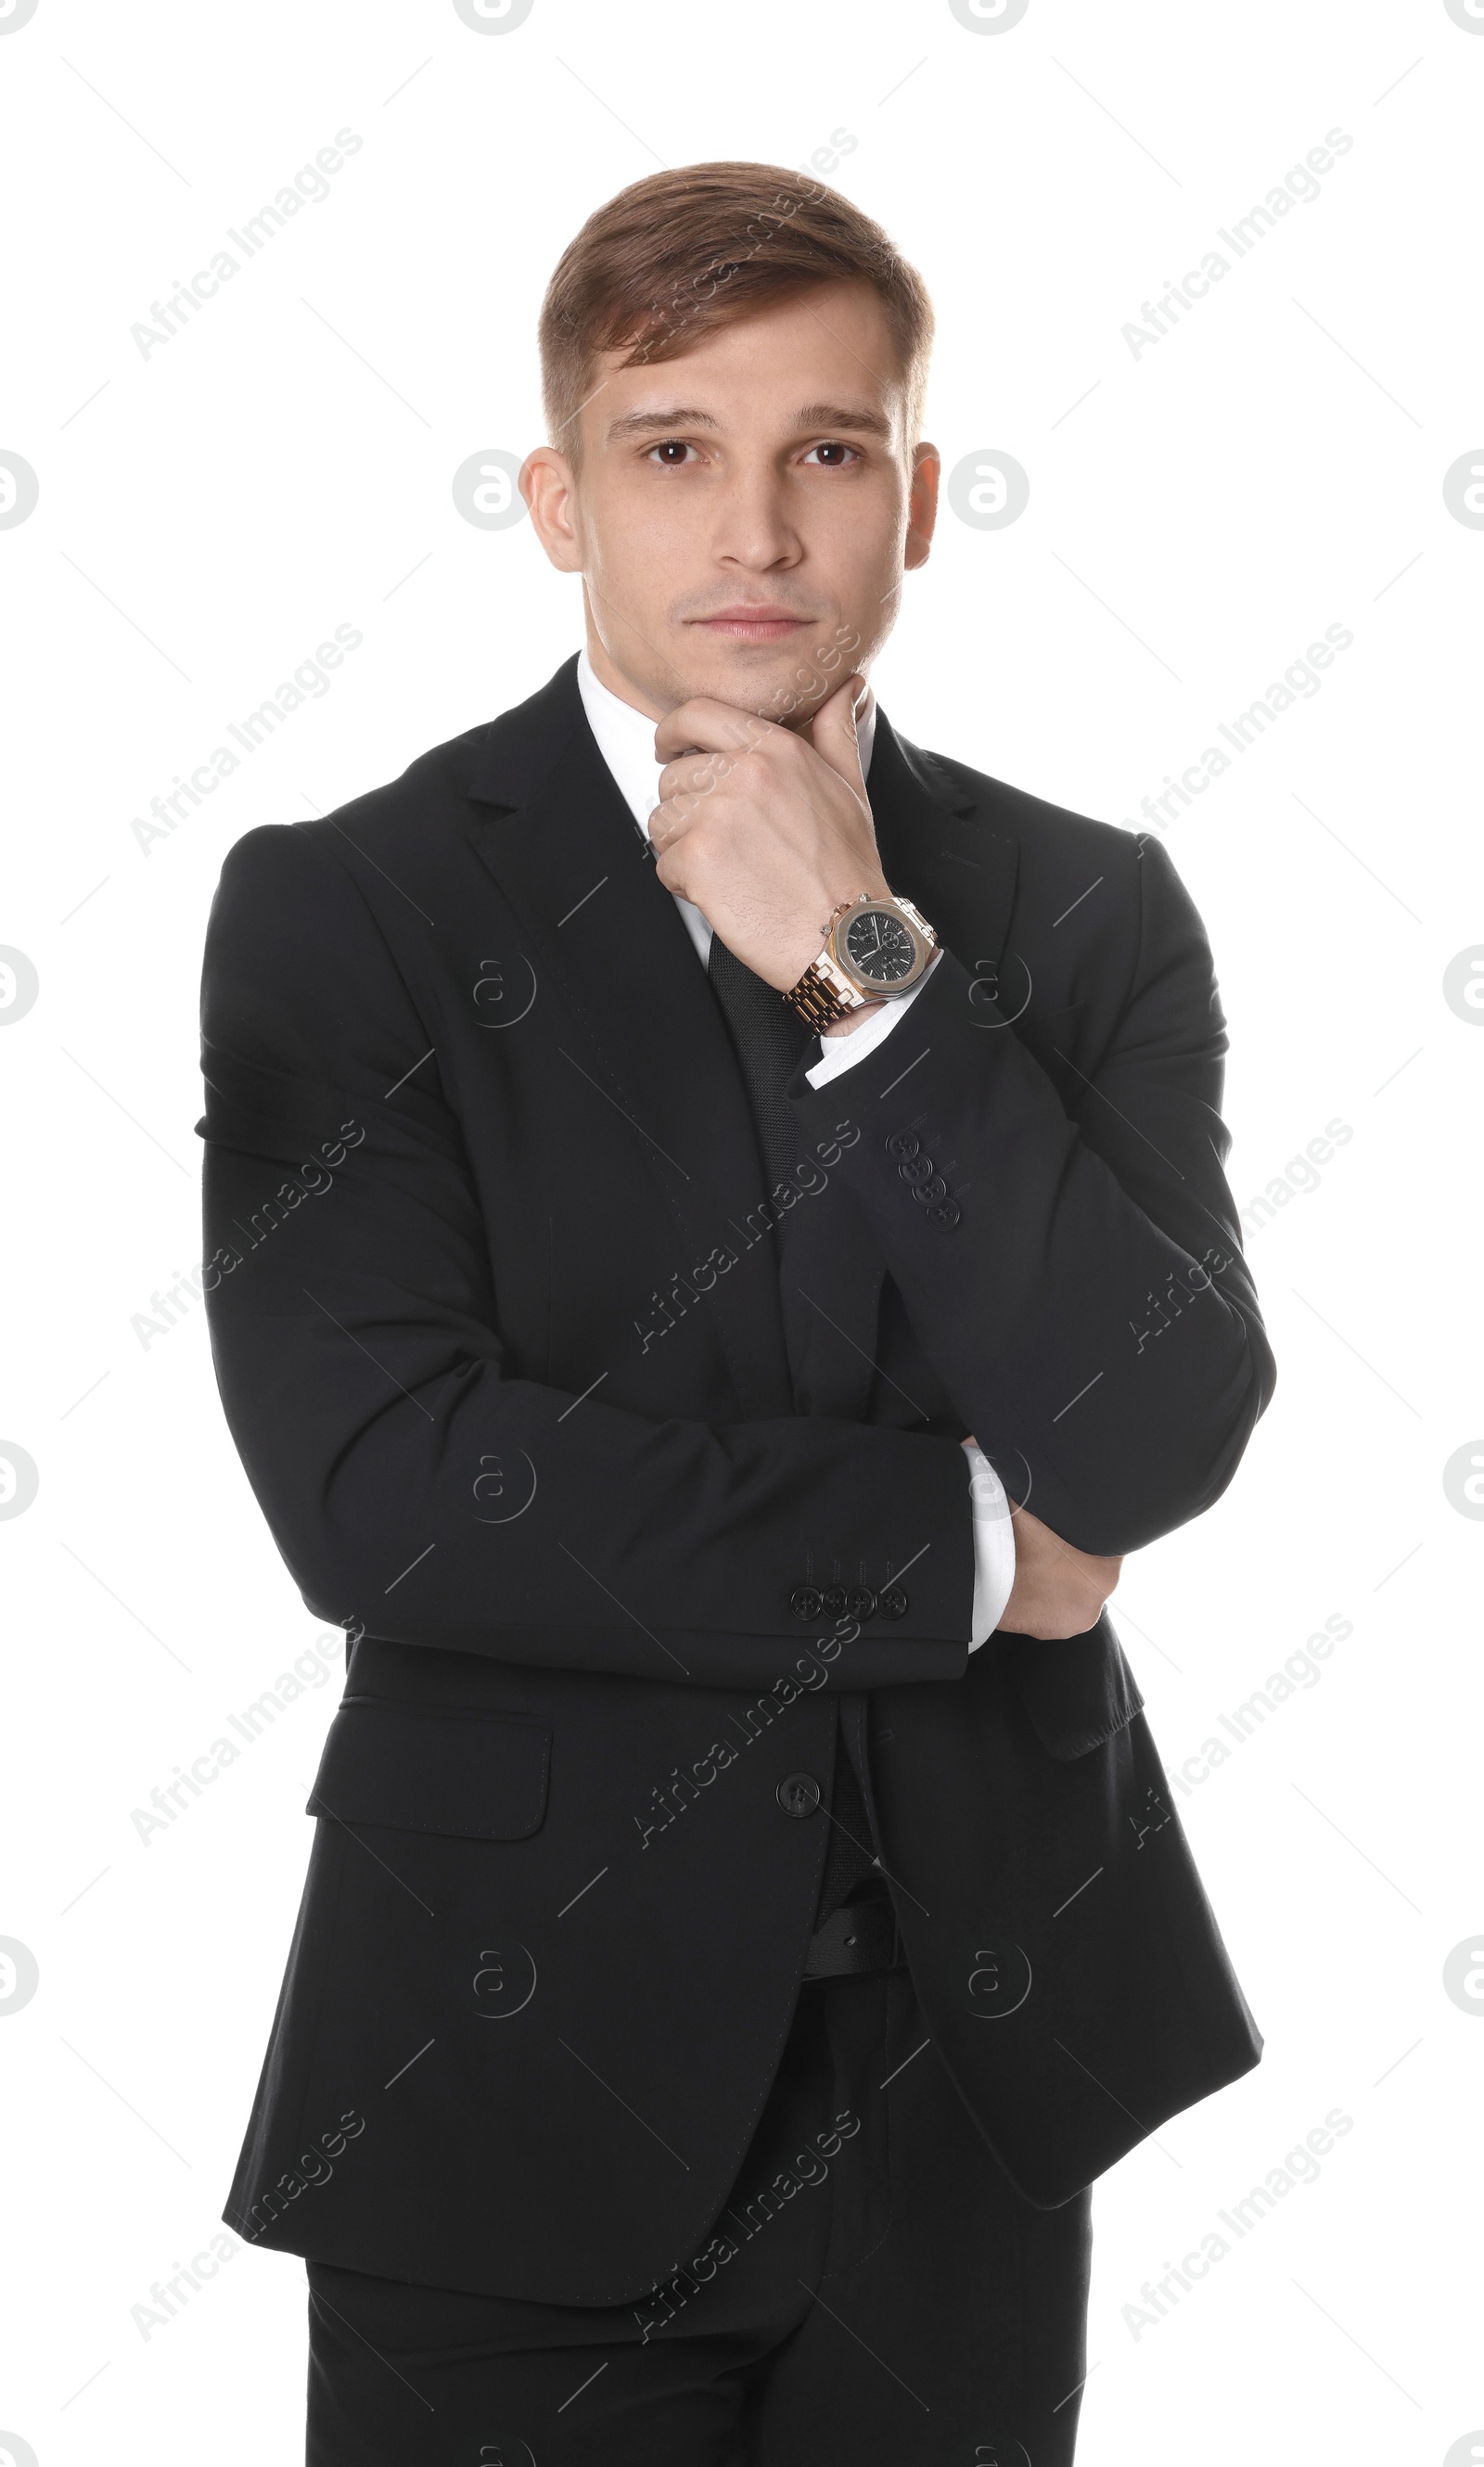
523, 278, 939, 723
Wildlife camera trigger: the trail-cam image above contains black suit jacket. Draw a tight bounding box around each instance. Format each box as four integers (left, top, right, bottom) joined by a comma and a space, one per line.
199, 652, 1275, 2305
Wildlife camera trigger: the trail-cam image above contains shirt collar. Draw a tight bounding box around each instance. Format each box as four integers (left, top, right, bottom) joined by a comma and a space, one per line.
575, 645, 877, 846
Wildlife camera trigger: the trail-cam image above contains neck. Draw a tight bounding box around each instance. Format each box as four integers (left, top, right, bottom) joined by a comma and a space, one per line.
582, 625, 668, 722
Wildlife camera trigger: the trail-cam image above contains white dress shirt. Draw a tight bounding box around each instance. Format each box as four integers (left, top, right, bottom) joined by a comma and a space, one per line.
575, 649, 1017, 1649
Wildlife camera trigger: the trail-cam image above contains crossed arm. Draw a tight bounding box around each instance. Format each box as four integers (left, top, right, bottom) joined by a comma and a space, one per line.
650, 675, 1274, 1635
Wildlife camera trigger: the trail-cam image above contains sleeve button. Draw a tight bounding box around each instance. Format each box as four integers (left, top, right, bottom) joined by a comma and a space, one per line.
885, 1131, 920, 1161
789, 1585, 823, 1621
926, 1198, 962, 1231
878, 1586, 909, 1618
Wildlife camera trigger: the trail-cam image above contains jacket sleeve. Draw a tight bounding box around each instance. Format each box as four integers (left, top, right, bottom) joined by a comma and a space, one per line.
197, 823, 976, 1692
785, 832, 1276, 1556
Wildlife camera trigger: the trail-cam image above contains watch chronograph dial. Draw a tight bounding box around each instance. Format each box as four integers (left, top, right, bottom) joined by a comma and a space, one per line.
842, 906, 917, 986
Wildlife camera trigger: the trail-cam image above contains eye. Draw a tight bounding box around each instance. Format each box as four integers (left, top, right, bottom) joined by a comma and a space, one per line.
646, 439, 699, 466
802, 441, 861, 468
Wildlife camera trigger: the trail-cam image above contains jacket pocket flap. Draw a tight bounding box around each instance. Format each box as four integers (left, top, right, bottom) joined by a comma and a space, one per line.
997, 1613, 1145, 1760
306, 1696, 551, 1839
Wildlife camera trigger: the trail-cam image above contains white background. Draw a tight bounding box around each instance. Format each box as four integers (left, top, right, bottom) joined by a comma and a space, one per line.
2, 0, 1481, 2460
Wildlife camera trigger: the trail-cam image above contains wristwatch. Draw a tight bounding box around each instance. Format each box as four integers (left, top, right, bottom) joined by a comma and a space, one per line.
784, 891, 940, 1033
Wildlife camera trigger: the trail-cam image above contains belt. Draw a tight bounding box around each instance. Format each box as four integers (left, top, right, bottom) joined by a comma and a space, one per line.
802, 1886, 907, 1983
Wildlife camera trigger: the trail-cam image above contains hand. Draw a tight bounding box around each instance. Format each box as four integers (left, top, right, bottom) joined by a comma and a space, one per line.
649, 673, 888, 992
998, 1502, 1123, 1643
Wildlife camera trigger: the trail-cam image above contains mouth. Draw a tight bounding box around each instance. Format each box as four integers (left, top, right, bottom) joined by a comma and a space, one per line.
686, 607, 813, 644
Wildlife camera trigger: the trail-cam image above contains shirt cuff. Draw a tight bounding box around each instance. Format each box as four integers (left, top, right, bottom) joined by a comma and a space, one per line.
963, 1438, 1015, 1649
801, 949, 944, 1093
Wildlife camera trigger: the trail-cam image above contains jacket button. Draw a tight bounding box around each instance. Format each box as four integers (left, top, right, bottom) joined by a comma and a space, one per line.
777, 1772, 822, 1819
886, 1131, 920, 1161
878, 1586, 909, 1618
789, 1585, 823, 1621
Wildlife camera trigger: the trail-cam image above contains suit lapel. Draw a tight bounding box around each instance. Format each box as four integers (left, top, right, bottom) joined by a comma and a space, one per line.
463, 658, 796, 1420
867, 710, 1020, 991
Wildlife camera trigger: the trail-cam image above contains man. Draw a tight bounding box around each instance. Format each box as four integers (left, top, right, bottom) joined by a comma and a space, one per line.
198, 161, 1275, 2465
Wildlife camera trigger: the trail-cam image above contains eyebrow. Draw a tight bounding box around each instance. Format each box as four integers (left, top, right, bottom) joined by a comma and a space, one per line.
791, 402, 894, 441
605, 401, 893, 445
606, 407, 720, 441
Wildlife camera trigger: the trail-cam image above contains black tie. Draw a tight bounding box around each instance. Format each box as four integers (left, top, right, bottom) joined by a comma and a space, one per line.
706, 931, 815, 1198
705, 927, 885, 1925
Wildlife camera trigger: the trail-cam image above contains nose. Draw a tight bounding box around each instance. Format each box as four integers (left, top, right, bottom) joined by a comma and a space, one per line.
708, 457, 803, 575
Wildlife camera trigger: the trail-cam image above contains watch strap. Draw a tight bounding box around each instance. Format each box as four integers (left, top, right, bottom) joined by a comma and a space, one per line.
784, 950, 872, 1033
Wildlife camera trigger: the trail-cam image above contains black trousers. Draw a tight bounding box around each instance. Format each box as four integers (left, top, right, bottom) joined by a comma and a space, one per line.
306, 1964, 1092, 2465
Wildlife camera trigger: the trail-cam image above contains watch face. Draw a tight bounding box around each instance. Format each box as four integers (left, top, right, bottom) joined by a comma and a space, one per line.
840, 903, 919, 988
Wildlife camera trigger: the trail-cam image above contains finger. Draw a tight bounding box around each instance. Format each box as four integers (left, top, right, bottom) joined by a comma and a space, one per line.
805, 672, 869, 796
646, 794, 699, 855
653, 697, 782, 765
656, 748, 743, 805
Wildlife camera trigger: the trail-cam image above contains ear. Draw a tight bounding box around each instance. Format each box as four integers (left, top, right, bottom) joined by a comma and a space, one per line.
521, 446, 583, 574
905, 441, 940, 572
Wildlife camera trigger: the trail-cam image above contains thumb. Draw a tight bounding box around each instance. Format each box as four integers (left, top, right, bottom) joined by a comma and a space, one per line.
807, 671, 869, 796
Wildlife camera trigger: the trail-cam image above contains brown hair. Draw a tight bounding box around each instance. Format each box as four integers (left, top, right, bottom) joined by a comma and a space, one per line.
538, 161, 934, 467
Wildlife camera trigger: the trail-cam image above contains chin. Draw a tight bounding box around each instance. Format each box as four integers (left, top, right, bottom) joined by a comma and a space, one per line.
680, 637, 838, 729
